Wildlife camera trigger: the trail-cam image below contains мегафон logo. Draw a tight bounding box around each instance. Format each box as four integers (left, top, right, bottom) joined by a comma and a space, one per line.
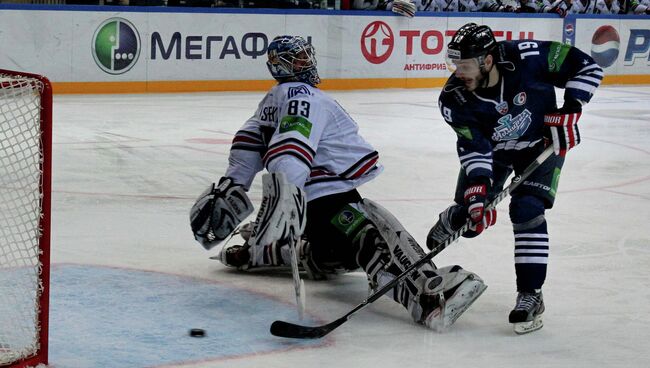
92, 18, 141, 75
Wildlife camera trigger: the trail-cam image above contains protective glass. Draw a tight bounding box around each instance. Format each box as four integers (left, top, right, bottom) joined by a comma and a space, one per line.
445, 56, 481, 75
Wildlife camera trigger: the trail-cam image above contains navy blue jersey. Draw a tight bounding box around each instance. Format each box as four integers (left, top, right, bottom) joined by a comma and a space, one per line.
438, 40, 603, 183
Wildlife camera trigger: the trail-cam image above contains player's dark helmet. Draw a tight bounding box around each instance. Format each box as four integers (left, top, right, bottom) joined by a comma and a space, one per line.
266, 35, 320, 86
446, 23, 497, 61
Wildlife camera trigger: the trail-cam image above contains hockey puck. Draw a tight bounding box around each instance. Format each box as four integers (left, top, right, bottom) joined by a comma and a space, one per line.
189, 328, 206, 337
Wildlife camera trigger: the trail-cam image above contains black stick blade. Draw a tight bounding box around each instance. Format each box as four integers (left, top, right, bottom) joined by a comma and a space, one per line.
270, 318, 345, 339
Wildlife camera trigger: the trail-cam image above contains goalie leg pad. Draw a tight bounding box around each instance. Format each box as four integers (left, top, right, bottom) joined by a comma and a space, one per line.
360, 199, 486, 329
190, 178, 254, 250
250, 172, 307, 248
360, 199, 437, 277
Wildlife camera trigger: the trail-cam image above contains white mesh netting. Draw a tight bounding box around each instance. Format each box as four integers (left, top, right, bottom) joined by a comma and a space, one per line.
0, 72, 47, 366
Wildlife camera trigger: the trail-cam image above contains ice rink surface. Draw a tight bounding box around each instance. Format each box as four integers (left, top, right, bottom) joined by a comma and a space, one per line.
50, 86, 650, 367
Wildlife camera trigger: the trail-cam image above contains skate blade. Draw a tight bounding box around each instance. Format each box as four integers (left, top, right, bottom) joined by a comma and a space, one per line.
513, 315, 543, 335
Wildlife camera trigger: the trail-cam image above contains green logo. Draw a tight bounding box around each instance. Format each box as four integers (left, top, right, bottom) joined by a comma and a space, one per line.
550, 167, 562, 197
548, 42, 570, 73
92, 18, 141, 75
453, 126, 473, 140
280, 116, 313, 138
331, 205, 366, 237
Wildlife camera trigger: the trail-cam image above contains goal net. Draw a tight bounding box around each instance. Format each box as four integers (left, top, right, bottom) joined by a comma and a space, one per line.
0, 69, 52, 368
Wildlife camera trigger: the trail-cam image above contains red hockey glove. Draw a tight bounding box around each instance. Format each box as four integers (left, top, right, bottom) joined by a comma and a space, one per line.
544, 106, 582, 157
463, 181, 497, 238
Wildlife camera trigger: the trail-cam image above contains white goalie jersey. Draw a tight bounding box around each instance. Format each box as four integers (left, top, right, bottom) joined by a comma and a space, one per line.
224, 82, 383, 201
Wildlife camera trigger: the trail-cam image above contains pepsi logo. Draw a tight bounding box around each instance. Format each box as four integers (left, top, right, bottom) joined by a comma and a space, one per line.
565, 24, 574, 36
591, 25, 620, 68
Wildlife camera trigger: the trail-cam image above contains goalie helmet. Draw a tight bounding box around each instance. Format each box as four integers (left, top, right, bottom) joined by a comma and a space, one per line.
266, 35, 321, 86
446, 23, 497, 62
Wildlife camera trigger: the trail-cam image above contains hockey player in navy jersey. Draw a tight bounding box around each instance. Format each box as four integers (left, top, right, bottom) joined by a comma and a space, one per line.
427, 23, 603, 334
190, 35, 486, 331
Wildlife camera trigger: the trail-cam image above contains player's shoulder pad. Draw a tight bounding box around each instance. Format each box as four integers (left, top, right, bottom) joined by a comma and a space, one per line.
275, 83, 322, 140
498, 40, 519, 55
440, 76, 469, 108
276, 82, 318, 101
498, 40, 549, 73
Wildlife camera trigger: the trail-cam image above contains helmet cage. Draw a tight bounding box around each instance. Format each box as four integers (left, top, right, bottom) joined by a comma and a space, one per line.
266, 36, 320, 86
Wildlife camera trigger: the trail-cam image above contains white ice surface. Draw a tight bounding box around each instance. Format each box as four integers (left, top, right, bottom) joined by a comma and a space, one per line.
51, 86, 650, 367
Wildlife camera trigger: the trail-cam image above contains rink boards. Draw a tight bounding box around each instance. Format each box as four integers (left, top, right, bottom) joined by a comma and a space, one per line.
0, 5, 648, 93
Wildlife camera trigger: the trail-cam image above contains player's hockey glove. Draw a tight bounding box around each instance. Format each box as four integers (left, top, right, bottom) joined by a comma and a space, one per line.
544, 102, 582, 157
190, 177, 254, 250
391, 0, 416, 17
463, 179, 496, 238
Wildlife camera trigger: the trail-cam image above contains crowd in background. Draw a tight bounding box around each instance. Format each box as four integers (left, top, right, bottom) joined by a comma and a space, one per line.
0, 0, 647, 14
359, 0, 648, 15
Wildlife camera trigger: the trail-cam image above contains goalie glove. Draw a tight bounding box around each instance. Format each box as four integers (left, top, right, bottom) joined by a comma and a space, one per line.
544, 103, 582, 157
190, 177, 254, 250
250, 172, 307, 248
391, 0, 416, 17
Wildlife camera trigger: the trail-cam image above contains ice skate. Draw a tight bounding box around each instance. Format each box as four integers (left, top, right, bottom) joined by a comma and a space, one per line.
214, 222, 287, 270
509, 290, 545, 334
213, 223, 254, 270
215, 243, 252, 270
215, 224, 326, 279
420, 269, 487, 331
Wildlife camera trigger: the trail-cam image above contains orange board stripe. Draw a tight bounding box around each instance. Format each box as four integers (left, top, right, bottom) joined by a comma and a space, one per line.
51, 75, 650, 94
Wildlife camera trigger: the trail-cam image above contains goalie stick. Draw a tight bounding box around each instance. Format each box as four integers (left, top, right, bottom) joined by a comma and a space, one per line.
288, 229, 307, 320
270, 145, 555, 339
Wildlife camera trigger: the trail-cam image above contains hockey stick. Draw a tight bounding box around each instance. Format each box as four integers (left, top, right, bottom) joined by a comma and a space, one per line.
288, 229, 306, 320
270, 145, 555, 339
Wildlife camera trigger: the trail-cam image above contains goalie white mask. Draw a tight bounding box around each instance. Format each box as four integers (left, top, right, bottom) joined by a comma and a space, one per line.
266, 35, 321, 86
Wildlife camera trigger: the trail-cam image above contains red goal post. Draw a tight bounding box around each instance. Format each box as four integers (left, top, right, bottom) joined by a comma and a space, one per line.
0, 69, 52, 368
